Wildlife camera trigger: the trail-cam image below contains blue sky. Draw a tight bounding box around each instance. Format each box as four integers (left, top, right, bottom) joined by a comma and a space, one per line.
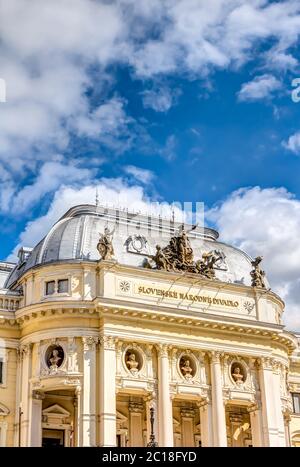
1, 0, 300, 328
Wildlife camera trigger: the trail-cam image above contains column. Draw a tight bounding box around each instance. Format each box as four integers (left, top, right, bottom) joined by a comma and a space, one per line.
20, 344, 32, 446
129, 401, 144, 447
229, 413, 244, 447
284, 413, 291, 447
210, 352, 227, 447
28, 390, 43, 446
181, 408, 195, 447
258, 358, 285, 446
157, 344, 174, 447
74, 386, 81, 446
14, 349, 22, 446
199, 400, 213, 447
248, 403, 264, 447
99, 335, 116, 446
272, 362, 286, 446
0, 422, 8, 447
82, 337, 97, 446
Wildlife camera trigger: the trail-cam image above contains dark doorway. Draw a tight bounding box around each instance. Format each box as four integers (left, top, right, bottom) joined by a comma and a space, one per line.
42, 429, 64, 447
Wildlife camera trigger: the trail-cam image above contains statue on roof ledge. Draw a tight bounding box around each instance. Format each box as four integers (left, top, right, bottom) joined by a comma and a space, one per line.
250, 256, 266, 288
148, 228, 221, 279
97, 225, 115, 260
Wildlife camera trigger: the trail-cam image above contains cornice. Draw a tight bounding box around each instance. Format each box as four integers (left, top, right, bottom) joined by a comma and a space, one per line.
0, 310, 18, 328
96, 301, 295, 353
6, 298, 295, 353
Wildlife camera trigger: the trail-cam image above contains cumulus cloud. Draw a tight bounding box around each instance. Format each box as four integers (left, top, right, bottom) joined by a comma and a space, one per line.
124, 165, 155, 184
283, 131, 300, 154
208, 186, 300, 331
141, 86, 181, 112
7, 180, 185, 261
237, 74, 282, 101
10, 161, 93, 214
1, 0, 300, 166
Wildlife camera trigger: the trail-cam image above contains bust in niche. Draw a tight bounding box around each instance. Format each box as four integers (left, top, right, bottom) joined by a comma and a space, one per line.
48, 349, 62, 373
126, 352, 139, 375
232, 366, 244, 384
180, 358, 193, 379
46, 346, 64, 374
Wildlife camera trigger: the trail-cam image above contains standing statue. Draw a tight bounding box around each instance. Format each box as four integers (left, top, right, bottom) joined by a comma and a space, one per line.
97, 225, 115, 260
250, 256, 266, 288
177, 229, 194, 265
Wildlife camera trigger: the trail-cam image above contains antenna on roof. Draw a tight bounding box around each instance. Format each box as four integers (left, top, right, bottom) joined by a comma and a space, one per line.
171, 205, 175, 223
95, 187, 99, 213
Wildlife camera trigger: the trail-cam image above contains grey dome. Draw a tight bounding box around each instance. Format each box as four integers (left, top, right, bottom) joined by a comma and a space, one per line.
5, 204, 268, 289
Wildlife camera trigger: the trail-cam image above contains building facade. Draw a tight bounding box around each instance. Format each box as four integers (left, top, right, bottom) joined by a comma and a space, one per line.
1, 203, 300, 447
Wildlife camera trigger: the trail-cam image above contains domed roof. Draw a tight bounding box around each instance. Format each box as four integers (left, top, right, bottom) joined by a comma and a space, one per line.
5, 204, 269, 289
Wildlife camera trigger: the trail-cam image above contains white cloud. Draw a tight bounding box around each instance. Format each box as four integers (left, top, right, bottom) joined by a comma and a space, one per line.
237, 74, 282, 101
124, 165, 155, 184
142, 86, 180, 112
208, 186, 300, 331
10, 161, 93, 214
1, 0, 300, 218
283, 131, 300, 154
7, 180, 185, 261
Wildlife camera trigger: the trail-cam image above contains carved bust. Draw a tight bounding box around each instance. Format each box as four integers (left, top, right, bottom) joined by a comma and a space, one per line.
232, 366, 244, 384
46, 345, 64, 373
180, 358, 193, 379
49, 349, 61, 368
126, 352, 139, 374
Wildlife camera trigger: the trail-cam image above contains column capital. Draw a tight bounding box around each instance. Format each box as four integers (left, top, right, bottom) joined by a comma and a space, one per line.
180, 408, 195, 418
82, 336, 98, 351
229, 413, 243, 424
99, 335, 116, 350
156, 344, 170, 358
32, 390, 45, 400
210, 350, 223, 363
129, 402, 144, 413
20, 343, 32, 359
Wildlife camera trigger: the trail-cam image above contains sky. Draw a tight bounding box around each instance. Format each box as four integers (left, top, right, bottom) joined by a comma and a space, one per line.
1, 0, 300, 329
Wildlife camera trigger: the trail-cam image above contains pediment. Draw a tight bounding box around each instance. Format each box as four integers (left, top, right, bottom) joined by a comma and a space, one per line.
0, 403, 10, 416
42, 404, 70, 416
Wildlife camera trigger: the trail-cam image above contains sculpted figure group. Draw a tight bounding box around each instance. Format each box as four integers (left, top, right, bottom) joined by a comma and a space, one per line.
150, 227, 221, 280
96, 221, 266, 288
